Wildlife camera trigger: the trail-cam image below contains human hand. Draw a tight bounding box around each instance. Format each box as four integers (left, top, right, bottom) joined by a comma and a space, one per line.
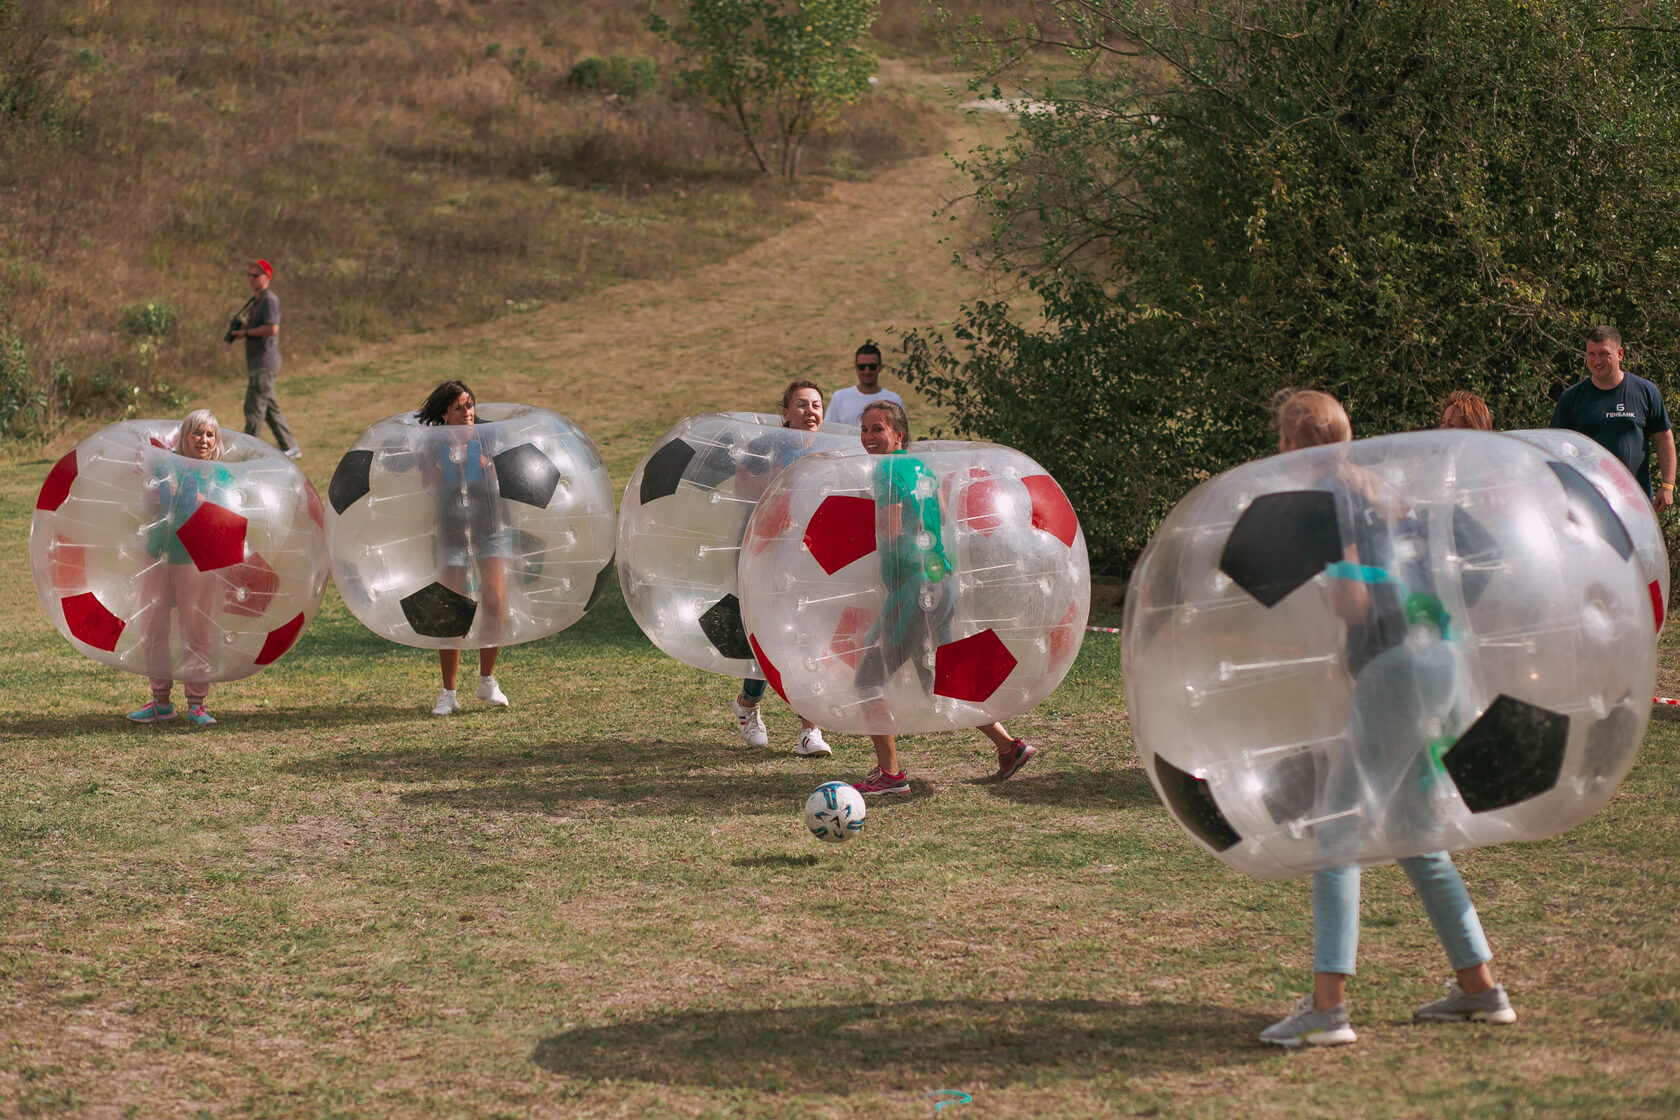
1657, 485, 1674, 513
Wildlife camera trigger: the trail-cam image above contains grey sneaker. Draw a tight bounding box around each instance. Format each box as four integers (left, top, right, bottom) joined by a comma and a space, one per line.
1260, 996, 1357, 1048
1414, 981, 1516, 1024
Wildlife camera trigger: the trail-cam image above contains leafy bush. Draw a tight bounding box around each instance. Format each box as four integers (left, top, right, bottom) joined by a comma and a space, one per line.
118, 299, 178, 338
648, 0, 878, 177
903, 0, 1680, 576
567, 55, 659, 99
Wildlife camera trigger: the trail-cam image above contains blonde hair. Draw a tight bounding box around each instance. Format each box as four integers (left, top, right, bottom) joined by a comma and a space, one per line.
1272, 389, 1352, 450
1441, 389, 1492, 431
175, 409, 223, 459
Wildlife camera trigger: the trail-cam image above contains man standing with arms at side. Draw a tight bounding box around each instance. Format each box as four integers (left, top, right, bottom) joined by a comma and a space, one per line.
1551, 325, 1675, 511
230, 259, 302, 460
826, 340, 904, 428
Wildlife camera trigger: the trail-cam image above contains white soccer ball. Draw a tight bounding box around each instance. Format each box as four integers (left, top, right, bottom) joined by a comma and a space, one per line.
803, 780, 867, 843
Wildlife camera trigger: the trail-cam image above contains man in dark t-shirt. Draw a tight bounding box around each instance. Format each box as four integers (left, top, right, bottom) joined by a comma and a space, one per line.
1550, 325, 1674, 509
231, 259, 301, 459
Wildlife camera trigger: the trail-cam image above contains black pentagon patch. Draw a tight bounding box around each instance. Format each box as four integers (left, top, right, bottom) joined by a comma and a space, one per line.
400, 581, 477, 639
584, 557, 615, 613
1258, 748, 1322, 826
1548, 461, 1633, 561
639, 439, 697, 505
493, 443, 561, 508
698, 593, 752, 660
328, 449, 374, 515
1583, 700, 1639, 785
1442, 694, 1569, 812
1154, 755, 1240, 852
1219, 490, 1342, 608
1452, 507, 1501, 608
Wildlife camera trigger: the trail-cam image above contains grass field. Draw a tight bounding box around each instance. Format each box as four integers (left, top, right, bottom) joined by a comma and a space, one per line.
5, 63, 1680, 1120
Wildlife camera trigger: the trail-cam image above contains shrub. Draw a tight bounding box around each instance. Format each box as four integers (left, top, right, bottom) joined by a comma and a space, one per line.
118, 299, 178, 339
567, 55, 659, 99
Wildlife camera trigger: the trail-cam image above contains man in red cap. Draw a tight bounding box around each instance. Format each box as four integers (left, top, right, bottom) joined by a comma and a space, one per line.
230, 259, 301, 459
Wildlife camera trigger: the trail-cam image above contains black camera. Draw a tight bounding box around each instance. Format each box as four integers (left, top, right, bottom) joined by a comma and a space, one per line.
223, 313, 246, 344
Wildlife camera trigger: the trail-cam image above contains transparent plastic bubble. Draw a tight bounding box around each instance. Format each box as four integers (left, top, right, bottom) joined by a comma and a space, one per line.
325, 403, 614, 650
1123, 429, 1658, 879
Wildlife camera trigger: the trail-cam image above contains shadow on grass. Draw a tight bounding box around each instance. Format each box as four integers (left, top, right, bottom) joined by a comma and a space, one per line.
531, 997, 1266, 1090
0, 703, 425, 743
282, 738, 831, 815
732, 853, 820, 869
981, 766, 1159, 810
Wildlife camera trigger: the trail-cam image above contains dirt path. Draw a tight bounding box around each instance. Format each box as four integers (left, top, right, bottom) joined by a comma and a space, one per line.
283, 78, 1008, 479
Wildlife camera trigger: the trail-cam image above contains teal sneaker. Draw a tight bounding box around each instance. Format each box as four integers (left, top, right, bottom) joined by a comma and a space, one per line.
127, 700, 177, 724
1260, 996, 1357, 1048
182, 704, 217, 728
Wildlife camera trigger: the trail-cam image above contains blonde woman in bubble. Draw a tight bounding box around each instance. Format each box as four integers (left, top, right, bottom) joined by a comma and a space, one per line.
1259, 389, 1515, 1048
129, 409, 226, 728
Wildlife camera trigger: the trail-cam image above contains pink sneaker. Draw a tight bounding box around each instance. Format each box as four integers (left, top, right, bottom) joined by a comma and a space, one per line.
852, 767, 910, 797
995, 738, 1036, 780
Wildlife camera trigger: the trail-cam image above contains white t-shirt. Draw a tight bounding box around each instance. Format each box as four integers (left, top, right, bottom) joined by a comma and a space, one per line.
827, 386, 904, 428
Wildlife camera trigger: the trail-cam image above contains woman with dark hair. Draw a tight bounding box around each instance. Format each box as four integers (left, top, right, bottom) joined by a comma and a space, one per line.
731, 379, 832, 756
417, 379, 512, 715
848, 399, 1034, 796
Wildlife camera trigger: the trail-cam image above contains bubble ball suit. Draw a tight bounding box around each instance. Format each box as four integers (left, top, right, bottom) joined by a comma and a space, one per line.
1122, 430, 1657, 880
617, 412, 861, 677
739, 441, 1090, 735
31, 421, 328, 680
1505, 427, 1669, 632
326, 404, 615, 648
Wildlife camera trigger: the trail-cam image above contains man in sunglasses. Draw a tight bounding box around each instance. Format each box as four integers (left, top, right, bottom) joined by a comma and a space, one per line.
826, 341, 904, 427
229, 259, 302, 460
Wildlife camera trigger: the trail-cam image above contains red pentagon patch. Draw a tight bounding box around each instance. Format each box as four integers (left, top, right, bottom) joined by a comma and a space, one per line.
223, 553, 279, 618
1048, 600, 1084, 670
49, 533, 87, 591
36, 451, 78, 512
1651, 579, 1666, 633
176, 502, 248, 572
804, 495, 877, 575
748, 633, 789, 703
829, 605, 877, 669
933, 628, 1018, 703
747, 490, 794, 557
254, 612, 306, 666
1024, 475, 1078, 548
303, 481, 325, 529
62, 592, 125, 652
958, 467, 1005, 537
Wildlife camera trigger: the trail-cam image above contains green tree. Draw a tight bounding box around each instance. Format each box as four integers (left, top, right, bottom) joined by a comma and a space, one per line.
647, 0, 879, 178
902, 0, 1680, 575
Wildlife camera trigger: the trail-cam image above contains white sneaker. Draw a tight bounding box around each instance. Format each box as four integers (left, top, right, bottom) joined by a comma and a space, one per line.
476, 675, 509, 707
733, 697, 769, 748
432, 689, 459, 716
795, 727, 832, 757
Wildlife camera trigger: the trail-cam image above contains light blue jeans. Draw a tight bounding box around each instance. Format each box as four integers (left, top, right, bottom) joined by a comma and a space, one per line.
1312, 637, 1491, 976
1312, 854, 1492, 976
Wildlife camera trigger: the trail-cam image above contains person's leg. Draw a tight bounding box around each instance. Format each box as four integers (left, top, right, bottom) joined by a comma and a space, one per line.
870, 734, 899, 776
478, 647, 499, 677
252, 363, 297, 452
1400, 852, 1494, 987
242, 372, 264, 437
439, 649, 460, 690
1312, 865, 1361, 1008
978, 722, 1013, 750
739, 678, 768, 704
